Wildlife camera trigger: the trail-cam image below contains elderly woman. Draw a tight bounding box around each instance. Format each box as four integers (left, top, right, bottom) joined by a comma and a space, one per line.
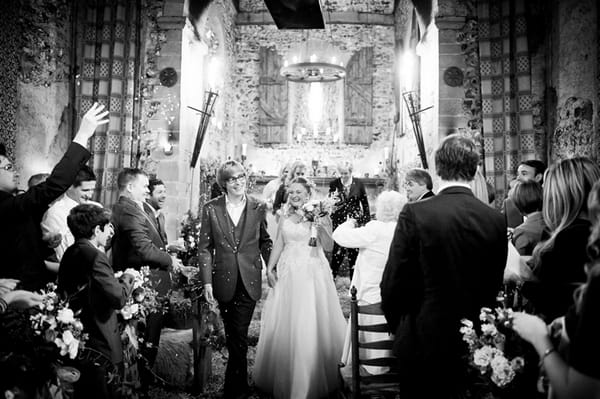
333, 190, 406, 375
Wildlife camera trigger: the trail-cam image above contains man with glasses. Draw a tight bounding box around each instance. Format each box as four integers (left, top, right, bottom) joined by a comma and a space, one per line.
198, 160, 272, 399
0, 103, 108, 290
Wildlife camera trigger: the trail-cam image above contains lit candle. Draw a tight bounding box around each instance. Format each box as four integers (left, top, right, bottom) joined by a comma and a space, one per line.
241, 143, 247, 157
384, 147, 389, 160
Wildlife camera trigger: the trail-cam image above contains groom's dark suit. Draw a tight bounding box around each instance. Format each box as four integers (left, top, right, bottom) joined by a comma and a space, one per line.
198, 195, 271, 398
381, 186, 507, 398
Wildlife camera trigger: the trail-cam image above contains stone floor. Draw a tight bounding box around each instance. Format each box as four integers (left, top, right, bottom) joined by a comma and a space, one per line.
150, 275, 352, 399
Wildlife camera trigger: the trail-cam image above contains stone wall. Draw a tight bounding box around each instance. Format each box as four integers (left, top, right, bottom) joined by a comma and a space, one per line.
11, 0, 73, 188
550, 0, 599, 161
234, 23, 395, 175
239, 0, 394, 14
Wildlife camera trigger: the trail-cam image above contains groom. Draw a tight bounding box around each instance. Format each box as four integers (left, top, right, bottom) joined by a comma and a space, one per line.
199, 160, 272, 399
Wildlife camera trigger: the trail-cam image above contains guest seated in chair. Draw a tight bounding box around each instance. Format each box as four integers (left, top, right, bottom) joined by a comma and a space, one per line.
333, 190, 405, 375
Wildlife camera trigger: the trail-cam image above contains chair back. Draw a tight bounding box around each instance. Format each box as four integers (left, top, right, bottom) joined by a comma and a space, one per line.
349, 286, 400, 397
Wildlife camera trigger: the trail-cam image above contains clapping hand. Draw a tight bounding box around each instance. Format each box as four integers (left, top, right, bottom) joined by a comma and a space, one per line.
73, 102, 110, 147
43, 231, 62, 249
3, 290, 44, 309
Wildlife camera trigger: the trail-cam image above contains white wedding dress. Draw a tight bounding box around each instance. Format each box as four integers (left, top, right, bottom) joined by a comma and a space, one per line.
253, 218, 347, 399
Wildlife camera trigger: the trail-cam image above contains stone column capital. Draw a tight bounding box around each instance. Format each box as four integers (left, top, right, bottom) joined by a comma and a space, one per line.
157, 15, 186, 30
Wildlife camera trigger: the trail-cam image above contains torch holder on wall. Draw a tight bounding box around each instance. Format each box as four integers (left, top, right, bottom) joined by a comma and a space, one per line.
402, 91, 433, 170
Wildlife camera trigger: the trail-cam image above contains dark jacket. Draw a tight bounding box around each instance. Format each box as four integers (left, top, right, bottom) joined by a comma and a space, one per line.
380, 186, 507, 394
58, 239, 133, 364
329, 177, 370, 227
522, 218, 591, 321
143, 202, 168, 246
110, 196, 172, 295
198, 195, 272, 302
0, 143, 90, 290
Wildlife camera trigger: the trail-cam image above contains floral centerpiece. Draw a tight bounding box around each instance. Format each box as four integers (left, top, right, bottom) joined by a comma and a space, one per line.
114, 266, 165, 323
30, 283, 87, 360
461, 306, 525, 391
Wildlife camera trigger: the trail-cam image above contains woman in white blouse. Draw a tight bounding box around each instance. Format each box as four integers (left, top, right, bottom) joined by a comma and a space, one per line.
333, 190, 405, 375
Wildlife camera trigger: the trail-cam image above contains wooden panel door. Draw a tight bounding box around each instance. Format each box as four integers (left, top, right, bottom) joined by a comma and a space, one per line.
344, 47, 373, 144
258, 47, 288, 144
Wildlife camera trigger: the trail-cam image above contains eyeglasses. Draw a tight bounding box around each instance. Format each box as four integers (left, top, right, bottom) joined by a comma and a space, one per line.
226, 174, 246, 184
0, 163, 13, 171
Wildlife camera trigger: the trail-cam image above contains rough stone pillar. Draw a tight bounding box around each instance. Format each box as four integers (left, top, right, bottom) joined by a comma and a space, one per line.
551, 0, 599, 160
149, 0, 186, 241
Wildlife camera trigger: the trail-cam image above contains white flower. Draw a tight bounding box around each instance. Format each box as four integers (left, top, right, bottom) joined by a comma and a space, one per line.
120, 303, 139, 320
481, 323, 498, 336
304, 204, 315, 212
490, 355, 516, 387
54, 330, 80, 359
473, 345, 496, 369
57, 308, 75, 325
461, 319, 474, 328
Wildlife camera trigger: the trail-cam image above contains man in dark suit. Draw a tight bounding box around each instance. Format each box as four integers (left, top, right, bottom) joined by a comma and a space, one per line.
58, 204, 134, 398
329, 162, 370, 277
381, 134, 507, 399
199, 160, 272, 399
144, 177, 168, 246
0, 103, 108, 290
111, 168, 181, 383
404, 168, 434, 202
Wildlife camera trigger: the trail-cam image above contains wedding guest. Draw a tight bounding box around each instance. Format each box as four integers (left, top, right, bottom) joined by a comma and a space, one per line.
329, 162, 370, 277
208, 174, 223, 199
144, 177, 168, 246
334, 190, 405, 375
273, 160, 305, 215
254, 177, 345, 398
0, 103, 108, 291
198, 160, 272, 399
510, 180, 546, 256
41, 165, 100, 263
262, 164, 290, 210
404, 168, 434, 202
27, 173, 49, 188
522, 157, 600, 321
111, 168, 180, 386
511, 181, 600, 398
503, 160, 547, 228
381, 134, 507, 399
58, 204, 135, 399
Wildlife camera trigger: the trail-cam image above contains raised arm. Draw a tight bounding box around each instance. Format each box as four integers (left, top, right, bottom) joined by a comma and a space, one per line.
332, 219, 376, 249
17, 103, 108, 213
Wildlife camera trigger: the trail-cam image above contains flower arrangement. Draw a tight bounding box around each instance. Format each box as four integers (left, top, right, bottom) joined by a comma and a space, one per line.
114, 267, 165, 321
461, 307, 525, 389
29, 283, 87, 360
178, 210, 202, 267
300, 196, 337, 246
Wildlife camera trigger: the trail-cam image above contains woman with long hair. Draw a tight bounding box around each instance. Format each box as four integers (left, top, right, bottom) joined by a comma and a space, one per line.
523, 157, 600, 321
512, 180, 600, 399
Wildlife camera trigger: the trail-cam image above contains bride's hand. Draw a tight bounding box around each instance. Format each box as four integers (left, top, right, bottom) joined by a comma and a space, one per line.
267, 269, 278, 288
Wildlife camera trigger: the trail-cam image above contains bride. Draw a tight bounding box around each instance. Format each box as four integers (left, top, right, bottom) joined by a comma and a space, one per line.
253, 177, 347, 399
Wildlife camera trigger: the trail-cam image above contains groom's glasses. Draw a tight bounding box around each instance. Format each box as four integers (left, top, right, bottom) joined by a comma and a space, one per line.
226, 174, 247, 184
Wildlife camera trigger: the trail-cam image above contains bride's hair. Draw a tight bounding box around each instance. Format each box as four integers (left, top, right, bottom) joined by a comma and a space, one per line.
288, 176, 314, 196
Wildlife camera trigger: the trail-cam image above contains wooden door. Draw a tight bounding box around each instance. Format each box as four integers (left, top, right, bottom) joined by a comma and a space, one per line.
344, 47, 373, 144
258, 47, 288, 144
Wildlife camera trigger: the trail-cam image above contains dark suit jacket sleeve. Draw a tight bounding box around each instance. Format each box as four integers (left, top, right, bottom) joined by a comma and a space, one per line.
258, 203, 272, 264
272, 184, 286, 213
120, 206, 172, 270
90, 252, 133, 310
198, 203, 214, 285
16, 143, 90, 214
329, 179, 337, 194
380, 205, 422, 331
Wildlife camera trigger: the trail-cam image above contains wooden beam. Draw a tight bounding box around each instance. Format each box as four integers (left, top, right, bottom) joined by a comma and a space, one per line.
236, 11, 394, 26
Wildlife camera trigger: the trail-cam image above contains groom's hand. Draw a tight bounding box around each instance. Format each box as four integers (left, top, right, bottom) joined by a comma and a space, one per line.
203, 283, 215, 303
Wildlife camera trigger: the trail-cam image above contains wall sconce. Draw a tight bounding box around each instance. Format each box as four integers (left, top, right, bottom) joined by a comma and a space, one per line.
241, 143, 247, 165
163, 131, 175, 156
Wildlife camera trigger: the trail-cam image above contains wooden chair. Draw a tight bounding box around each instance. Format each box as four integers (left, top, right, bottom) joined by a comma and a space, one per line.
339, 287, 401, 398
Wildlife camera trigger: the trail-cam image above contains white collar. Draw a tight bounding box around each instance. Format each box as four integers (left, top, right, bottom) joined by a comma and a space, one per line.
342, 176, 353, 187
226, 194, 247, 208
437, 180, 472, 193
146, 201, 160, 217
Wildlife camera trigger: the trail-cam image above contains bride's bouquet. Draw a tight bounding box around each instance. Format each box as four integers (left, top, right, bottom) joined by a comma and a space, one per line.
300, 197, 337, 246
29, 283, 88, 360
461, 307, 525, 389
